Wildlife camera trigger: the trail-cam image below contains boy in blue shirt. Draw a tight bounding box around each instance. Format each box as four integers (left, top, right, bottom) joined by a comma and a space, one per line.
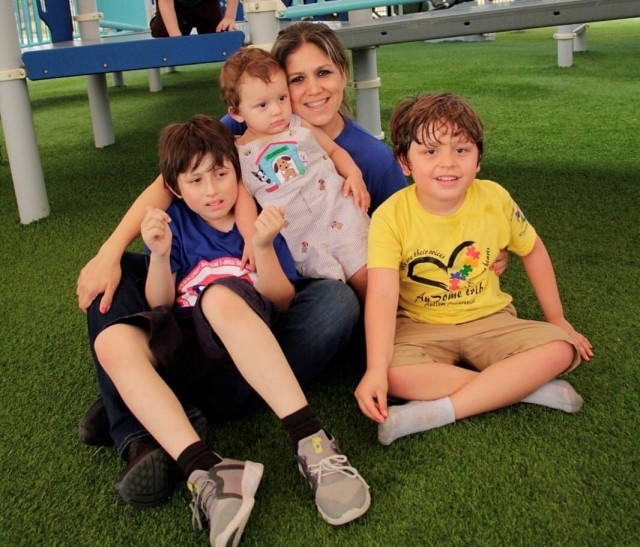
95, 115, 370, 546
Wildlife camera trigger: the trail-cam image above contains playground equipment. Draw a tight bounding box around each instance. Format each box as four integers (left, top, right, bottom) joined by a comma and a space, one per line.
2, 0, 640, 223
1, 0, 244, 223
555, 22, 588, 67
243, 0, 640, 142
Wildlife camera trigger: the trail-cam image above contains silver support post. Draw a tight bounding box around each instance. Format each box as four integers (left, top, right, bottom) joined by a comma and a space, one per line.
244, 1, 281, 50
351, 47, 383, 139
0, 1, 50, 223
147, 68, 163, 92
348, 9, 383, 139
555, 24, 575, 68
112, 71, 125, 87
77, 0, 115, 147
573, 23, 588, 53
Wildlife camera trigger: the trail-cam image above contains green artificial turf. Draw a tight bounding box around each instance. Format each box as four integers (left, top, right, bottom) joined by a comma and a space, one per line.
1, 19, 639, 546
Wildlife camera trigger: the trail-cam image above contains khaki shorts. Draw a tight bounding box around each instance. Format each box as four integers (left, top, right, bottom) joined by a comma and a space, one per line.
391, 304, 581, 373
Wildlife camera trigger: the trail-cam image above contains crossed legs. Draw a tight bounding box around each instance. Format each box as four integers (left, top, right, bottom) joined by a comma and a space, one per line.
379, 340, 580, 445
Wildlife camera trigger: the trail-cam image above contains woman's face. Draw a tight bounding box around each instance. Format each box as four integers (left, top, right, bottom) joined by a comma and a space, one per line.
284, 42, 348, 139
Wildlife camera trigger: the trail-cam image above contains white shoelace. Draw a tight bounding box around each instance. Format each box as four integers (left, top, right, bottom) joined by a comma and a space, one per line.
306, 454, 368, 486
188, 476, 215, 531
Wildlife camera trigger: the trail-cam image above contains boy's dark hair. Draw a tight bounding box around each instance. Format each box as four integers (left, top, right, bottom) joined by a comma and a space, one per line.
391, 92, 484, 167
219, 47, 283, 113
158, 114, 241, 194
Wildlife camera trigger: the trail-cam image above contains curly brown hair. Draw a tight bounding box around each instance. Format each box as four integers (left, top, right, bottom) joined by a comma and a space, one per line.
219, 47, 283, 113
391, 92, 484, 167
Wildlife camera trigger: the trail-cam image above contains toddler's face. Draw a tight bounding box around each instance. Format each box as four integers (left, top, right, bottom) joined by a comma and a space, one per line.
234, 69, 293, 139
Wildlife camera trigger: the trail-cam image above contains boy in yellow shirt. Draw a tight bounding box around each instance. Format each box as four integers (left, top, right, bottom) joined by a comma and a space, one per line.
355, 93, 593, 445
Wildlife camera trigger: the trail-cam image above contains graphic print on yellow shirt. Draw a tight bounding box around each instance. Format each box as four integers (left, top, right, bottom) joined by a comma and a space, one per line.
368, 180, 537, 325
407, 240, 482, 291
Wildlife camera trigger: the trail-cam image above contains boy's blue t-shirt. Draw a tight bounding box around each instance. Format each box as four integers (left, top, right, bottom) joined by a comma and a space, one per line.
145, 200, 301, 308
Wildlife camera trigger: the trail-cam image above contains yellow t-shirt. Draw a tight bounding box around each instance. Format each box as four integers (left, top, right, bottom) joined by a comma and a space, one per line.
368, 179, 537, 324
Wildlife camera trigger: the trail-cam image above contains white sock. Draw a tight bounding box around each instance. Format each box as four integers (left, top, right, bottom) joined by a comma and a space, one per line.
378, 397, 455, 446
521, 380, 583, 413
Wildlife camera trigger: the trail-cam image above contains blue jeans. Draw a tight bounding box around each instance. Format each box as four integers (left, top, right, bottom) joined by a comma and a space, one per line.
87, 252, 360, 456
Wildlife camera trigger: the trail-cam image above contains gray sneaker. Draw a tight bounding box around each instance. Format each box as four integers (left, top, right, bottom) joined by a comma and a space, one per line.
188, 458, 264, 547
297, 430, 371, 526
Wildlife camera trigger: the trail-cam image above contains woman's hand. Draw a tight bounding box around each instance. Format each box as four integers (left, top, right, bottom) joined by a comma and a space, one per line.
76, 252, 122, 313
240, 243, 256, 272
491, 248, 509, 276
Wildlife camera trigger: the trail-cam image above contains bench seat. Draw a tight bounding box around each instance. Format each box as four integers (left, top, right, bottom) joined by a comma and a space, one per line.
22, 31, 245, 80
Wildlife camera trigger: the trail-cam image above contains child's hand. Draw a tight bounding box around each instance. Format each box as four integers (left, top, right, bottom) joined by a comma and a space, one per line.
354, 370, 389, 424
491, 248, 509, 276
343, 175, 371, 213
549, 316, 594, 361
141, 207, 172, 257
254, 206, 285, 249
216, 15, 236, 32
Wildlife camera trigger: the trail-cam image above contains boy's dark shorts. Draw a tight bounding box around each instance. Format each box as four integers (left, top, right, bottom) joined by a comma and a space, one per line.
112, 277, 278, 419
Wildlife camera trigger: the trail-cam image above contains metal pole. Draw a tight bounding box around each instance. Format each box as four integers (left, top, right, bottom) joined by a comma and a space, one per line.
349, 9, 383, 139
573, 23, 588, 53
77, 0, 115, 147
243, 1, 280, 50
0, 1, 50, 223
351, 47, 383, 139
555, 24, 575, 67
147, 68, 163, 92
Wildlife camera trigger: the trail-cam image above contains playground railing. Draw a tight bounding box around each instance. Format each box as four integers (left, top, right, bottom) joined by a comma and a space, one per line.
13, 0, 153, 47
97, 0, 151, 33
277, 0, 420, 19
15, 0, 248, 47
14, 0, 51, 46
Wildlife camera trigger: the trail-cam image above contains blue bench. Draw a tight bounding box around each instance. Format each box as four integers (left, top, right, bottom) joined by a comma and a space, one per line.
22, 31, 245, 80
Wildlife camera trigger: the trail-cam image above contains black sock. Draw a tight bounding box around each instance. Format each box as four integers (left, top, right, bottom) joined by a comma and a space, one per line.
177, 441, 221, 477
281, 405, 323, 450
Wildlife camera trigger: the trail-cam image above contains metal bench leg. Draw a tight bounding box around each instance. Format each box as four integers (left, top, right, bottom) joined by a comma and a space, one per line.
77, 0, 116, 147
0, 1, 49, 223
87, 73, 115, 147
349, 10, 384, 140
352, 46, 384, 139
